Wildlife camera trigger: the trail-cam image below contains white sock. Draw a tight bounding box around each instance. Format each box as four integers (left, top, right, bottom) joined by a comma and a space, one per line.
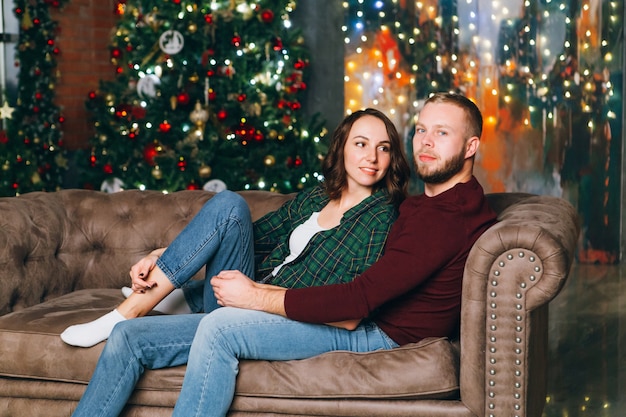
121, 286, 192, 315
60, 309, 126, 348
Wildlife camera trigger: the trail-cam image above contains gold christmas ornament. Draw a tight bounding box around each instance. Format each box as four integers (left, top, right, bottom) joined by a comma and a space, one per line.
268, 129, 278, 139
188, 23, 197, 33
189, 73, 200, 83
151, 166, 163, 179
198, 164, 212, 178
190, 101, 209, 126
31, 172, 42, 185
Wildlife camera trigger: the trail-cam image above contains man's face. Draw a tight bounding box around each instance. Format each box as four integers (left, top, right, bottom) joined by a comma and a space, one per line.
412, 102, 471, 185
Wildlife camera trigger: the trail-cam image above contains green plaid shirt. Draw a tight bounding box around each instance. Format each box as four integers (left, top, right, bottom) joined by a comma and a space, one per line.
253, 185, 397, 289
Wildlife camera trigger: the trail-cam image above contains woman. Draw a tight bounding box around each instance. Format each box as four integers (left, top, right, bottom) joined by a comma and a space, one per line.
61, 108, 410, 349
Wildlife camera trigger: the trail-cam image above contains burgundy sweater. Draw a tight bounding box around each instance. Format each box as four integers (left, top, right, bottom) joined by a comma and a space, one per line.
284, 176, 498, 346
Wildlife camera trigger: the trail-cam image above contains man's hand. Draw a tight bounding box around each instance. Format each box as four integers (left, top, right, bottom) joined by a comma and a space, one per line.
211, 270, 287, 316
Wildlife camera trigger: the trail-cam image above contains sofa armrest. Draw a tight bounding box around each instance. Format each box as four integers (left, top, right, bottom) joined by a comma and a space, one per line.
459, 194, 580, 417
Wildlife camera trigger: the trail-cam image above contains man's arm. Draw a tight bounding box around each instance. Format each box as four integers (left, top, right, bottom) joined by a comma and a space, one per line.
210, 270, 360, 330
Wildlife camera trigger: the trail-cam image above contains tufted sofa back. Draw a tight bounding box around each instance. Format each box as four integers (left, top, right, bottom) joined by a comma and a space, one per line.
0, 189, 293, 314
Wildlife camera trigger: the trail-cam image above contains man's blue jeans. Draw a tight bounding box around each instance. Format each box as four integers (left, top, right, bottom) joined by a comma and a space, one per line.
72, 309, 398, 417
155, 190, 255, 313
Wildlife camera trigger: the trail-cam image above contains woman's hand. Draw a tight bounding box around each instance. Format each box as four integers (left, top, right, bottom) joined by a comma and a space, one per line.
129, 248, 165, 292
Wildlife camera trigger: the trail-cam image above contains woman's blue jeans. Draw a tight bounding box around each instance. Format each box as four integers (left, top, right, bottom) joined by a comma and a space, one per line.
155, 190, 255, 313
71, 189, 398, 416
72, 308, 398, 417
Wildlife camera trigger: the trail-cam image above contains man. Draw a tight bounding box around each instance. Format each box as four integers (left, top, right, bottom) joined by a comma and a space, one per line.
178, 92, 498, 416
73, 93, 498, 417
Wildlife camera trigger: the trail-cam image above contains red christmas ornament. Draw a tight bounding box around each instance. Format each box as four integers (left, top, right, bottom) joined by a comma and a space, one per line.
186, 183, 201, 190
237, 93, 246, 102
159, 121, 172, 133
216, 109, 227, 121
0, 131, 8, 144
177, 159, 187, 171
87, 91, 97, 100
34, 92, 42, 100
232, 34, 242, 47
260, 9, 274, 23
208, 90, 217, 101
204, 14, 213, 24
89, 155, 97, 167
143, 143, 159, 166
290, 101, 301, 111
131, 106, 146, 119
294, 59, 306, 70
201, 49, 215, 67
110, 48, 122, 59
272, 37, 283, 51
294, 156, 303, 167
103, 163, 114, 174
177, 92, 190, 105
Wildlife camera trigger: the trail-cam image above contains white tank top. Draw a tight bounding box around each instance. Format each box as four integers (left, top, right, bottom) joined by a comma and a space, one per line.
272, 212, 328, 276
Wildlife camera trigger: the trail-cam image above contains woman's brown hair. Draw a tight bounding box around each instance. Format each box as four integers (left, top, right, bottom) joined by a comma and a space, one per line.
321, 108, 410, 207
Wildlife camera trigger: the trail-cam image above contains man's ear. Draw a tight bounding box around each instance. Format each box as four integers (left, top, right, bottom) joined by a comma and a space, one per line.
465, 136, 480, 158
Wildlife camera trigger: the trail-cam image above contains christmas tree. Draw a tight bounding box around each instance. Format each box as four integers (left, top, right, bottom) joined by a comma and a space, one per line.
0, 0, 69, 197
82, 0, 327, 193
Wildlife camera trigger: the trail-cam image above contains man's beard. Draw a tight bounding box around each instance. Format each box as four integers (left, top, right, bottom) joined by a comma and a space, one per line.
415, 147, 466, 184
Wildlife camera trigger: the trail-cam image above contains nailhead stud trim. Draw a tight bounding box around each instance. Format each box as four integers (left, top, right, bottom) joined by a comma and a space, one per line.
485, 249, 543, 416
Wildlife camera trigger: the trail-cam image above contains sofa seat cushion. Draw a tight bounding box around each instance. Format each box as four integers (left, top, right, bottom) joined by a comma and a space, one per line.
236, 337, 460, 400
0, 289, 459, 401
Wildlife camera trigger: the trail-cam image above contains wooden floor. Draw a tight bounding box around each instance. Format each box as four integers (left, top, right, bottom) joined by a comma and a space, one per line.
542, 263, 625, 417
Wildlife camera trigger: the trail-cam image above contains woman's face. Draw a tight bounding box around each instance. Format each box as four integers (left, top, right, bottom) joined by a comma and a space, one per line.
342, 115, 392, 191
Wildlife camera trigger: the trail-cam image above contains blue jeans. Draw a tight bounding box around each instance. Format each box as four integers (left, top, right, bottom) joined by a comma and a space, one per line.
155, 190, 255, 313
71, 308, 398, 417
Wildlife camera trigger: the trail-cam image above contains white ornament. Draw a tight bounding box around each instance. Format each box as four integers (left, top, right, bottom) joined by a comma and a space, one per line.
203, 179, 227, 193
100, 177, 125, 193
137, 74, 161, 98
159, 30, 184, 55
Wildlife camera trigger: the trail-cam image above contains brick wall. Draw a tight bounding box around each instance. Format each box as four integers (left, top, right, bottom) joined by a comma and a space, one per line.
52, 0, 117, 150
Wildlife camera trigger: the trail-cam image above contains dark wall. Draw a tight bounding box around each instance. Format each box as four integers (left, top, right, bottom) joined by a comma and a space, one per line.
292, 1, 345, 131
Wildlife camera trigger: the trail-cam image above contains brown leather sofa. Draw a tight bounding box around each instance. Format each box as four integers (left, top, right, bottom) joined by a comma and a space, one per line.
0, 188, 580, 417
